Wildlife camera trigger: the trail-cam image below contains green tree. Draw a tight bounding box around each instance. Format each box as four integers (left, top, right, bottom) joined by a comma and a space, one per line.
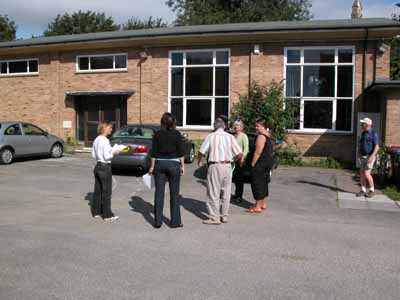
391, 14, 400, 80
123, 17, 168, 30
166, 0, 312, 26
44, 11, 120, 36
0, 14, 16, 42
231, 81, 298, 141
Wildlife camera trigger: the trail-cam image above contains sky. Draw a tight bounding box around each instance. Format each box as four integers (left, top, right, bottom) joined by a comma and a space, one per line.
0, 0, 398, 40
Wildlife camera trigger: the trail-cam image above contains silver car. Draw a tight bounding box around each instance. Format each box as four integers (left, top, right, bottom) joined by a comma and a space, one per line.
0, 121, 65, 165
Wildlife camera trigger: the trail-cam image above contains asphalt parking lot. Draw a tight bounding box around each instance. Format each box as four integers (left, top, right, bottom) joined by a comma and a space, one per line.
0, 154, 399, 300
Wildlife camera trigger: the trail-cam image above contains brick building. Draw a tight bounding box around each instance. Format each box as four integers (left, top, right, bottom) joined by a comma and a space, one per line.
0, 18, 399, 162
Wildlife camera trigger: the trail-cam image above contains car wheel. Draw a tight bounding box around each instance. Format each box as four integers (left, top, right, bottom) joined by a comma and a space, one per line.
185, 146, 195, 164
0, 148, 14, 165
50, 143, 63, 158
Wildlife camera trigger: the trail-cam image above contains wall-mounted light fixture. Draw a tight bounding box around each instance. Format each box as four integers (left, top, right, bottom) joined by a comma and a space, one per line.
254, 44, 261, 55
139, 49, 148, 59
378, 40, 389, 55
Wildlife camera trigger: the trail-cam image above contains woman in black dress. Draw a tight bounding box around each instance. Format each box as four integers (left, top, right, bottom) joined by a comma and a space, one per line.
149, 113, 185, 228
247, 118, 274, 213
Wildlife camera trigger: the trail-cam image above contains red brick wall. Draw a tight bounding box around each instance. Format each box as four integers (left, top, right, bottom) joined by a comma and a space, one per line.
0, 40, 391, 162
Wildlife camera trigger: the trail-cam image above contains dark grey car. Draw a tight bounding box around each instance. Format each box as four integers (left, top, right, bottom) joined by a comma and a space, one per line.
0, 121, 65, 165
110, 125, 195, 171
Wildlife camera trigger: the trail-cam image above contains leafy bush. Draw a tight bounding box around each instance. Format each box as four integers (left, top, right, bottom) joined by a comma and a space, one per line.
66, 136, 79, 147
275, 144, 302, 166
231, 80, 298, 141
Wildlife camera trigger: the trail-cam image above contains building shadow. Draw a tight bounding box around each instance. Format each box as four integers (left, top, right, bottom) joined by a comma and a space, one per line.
129, 196, 171, 226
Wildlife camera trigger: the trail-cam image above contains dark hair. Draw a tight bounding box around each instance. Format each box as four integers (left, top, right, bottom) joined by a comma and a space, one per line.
255, 118, 267, 128
160, 112, 176, 130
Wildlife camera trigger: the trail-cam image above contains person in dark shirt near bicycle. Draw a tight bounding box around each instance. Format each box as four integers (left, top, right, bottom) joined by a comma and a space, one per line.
357, 117, 380, 198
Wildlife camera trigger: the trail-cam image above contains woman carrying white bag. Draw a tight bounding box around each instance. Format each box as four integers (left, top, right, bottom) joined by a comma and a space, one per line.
148, 113, 185, 229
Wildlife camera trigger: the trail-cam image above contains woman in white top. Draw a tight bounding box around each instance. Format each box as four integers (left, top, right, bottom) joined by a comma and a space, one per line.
91, 122, 120, 220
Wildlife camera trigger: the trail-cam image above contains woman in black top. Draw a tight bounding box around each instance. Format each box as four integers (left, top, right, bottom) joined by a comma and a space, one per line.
149, 113, 185, 228
247, 118, 274, 213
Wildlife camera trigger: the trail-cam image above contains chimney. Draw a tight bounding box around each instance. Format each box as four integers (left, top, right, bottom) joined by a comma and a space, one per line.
352, 0, 363, 19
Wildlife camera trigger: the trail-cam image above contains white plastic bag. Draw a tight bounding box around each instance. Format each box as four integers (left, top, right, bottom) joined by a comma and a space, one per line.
142, 173, 155, 190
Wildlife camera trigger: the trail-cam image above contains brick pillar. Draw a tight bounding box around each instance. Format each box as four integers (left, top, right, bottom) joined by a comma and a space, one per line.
384, 90, 400, 146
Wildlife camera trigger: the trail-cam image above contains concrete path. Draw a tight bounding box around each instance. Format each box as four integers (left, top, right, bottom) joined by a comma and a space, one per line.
0, 155, 399, 300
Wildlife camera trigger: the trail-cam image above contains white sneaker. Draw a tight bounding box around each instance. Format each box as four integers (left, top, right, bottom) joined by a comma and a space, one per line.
220, 216, 228, 223
104, 215, 119, 221
94, 215, 101, 218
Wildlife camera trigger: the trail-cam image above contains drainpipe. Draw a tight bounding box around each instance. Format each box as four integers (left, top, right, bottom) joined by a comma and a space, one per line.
361, 28, 369, 112
248, 44, 252, 96
139, 61, 142, 124
373, 39, 378, 84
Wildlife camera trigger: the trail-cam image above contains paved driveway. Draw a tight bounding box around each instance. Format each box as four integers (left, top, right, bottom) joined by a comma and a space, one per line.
0, 155, 399, 300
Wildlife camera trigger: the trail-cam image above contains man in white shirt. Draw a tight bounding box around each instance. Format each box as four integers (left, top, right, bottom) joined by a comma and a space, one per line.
198, 119, 243, 224
92, 122, 120, 220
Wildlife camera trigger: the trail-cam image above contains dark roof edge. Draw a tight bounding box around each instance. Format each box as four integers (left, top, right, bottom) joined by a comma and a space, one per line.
0, 18, 399, 50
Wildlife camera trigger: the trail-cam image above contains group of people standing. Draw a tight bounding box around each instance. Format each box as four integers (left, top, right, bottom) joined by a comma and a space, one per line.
91, 112, 274, 228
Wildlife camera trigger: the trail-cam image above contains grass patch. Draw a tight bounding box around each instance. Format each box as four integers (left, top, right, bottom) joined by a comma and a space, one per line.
382, 185, 400, 201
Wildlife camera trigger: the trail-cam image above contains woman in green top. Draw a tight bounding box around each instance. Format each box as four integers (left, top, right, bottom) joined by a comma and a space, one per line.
231, 120, 249, 203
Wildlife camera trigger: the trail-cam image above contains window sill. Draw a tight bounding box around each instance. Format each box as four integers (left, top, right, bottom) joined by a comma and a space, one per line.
287, 129, 354, 135
177, 126, 213, 131
0, 73, 39, 78
76, 69, 128, 74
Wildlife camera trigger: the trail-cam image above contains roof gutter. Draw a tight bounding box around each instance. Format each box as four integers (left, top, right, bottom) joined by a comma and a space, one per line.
0, 25, 399, 50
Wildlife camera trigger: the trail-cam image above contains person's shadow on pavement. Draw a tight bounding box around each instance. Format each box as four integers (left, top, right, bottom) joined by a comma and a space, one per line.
180, 196, 209, 220
129, 196, 171, 226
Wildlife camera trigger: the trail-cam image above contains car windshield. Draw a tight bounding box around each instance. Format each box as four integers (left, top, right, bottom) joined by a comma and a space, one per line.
113, 127, 154, 139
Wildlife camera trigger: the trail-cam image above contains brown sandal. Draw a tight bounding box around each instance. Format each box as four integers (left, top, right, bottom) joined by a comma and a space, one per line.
246, 207, 262, 213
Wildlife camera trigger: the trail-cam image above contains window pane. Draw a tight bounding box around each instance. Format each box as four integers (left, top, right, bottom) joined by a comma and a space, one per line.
216, 51, 229, 64
171, 68, 183, 96
186, 67, 213, 96
78, 57, 89, 70
9, 61, 27, 73
215, 67, 229, 96
171, 98, 183, 126
186, 52, 213, 65
186, 99, 211, 126
171, 53, 183, 65
339, 49, 353, 63
22, 124, 44, 135
0, 62, 7, 74
304, 49, 335, 63
337, 66, 353, 97
29, 60, 38, 73
285, 98, 300, 129
90, 56, 113, 70
115, 55, 127, 69
287, 50, 300, 63
4, 124, 22, 135
285, 66, 301, 97
336, 100, 352, 131
303, 66, 335, 97
304, 101, 333, 129
215, 98, 229, 120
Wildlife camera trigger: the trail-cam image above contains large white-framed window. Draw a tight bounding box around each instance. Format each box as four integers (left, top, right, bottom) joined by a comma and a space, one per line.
168, 49, 230, 129
284, 46, 355, 133
0, 58, 39, 76
76, 53, 128, 73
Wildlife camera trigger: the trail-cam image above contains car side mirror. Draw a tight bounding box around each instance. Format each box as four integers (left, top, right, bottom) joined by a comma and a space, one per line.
44, 131, 49, 136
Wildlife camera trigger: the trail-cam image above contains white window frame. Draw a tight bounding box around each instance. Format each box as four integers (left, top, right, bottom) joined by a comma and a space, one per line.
76, 53, 128, 73
168, 48, 231, 130
0, 58, 39, 76
284, 46, 355, 134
